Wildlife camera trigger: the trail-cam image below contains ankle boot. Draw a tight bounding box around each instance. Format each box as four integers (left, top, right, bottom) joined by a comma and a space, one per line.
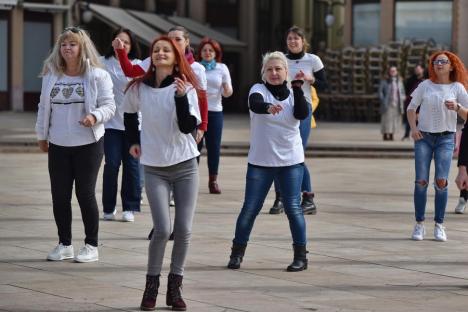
301, 192, 317, 215
209, 175, 221, 194
227, 243, 247, 269
166, 273, 186, 311
287, 244, 308, 272
389, 133, 394, 141
140, 274, 160, 311
269, 192, 284, 214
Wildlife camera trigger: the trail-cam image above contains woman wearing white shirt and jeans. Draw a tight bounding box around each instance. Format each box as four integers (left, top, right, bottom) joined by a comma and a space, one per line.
196, 37, 233, 194
407, 51, 468, 242
227, 51, 309, 272
101, 28, 142, 222
35, 27, 115, 263
123, 36, 200, 311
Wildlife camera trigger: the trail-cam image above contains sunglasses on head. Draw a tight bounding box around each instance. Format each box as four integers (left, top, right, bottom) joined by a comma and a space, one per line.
432, 59, 450, 65
63, 26, 82, 34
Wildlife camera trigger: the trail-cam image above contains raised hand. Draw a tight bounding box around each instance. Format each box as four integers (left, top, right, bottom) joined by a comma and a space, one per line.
267, 104, 283, 115
174, 74, 190, 97
112, 38, 124, 50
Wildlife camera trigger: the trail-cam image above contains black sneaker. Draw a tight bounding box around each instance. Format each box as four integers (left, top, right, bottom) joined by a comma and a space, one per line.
301, 194, 317, 215
269, 198, 284, 214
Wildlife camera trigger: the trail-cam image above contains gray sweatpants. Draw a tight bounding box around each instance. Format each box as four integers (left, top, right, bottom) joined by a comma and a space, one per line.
144, 158, 199, 276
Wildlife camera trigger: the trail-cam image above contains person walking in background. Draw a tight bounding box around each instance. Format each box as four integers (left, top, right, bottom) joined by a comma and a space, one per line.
101, 28, 142, 222
227, 51, 309, 272
269, 26, 327, 216
122, 36, 200, 311
35, 27, 115, 262
402, 64, 426, 141
379, 66, 406, 141
196, 37, 233, 194
407, 51, 468, 242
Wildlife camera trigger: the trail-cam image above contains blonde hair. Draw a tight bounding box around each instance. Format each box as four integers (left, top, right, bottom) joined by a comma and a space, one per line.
41, 27, 102, 76
261, 51, 289, 82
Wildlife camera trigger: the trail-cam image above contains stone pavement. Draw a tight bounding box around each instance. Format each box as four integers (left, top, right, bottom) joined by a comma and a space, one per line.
1, 152, 468, 312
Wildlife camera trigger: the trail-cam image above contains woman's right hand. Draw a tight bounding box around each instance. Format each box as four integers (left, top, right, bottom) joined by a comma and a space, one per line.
112, 38, 124, 50
38, 140, 48, 152
129, 144, 141, 158
267, 104, 283, 115
411, 128, 423, 141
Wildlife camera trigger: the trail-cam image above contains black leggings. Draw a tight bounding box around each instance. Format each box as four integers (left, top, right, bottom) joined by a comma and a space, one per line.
48, 139, 103, 246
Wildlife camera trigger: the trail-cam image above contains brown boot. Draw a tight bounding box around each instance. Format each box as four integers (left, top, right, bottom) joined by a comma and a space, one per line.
209, 175, 221, 194
166, 273, 186, 311
140, 274, 160, 311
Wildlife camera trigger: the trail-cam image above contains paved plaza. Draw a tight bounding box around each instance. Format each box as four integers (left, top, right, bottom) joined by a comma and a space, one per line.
1, 151, 468, 312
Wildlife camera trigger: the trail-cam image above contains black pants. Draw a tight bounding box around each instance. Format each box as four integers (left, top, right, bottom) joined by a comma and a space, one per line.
48, 139, 104, 247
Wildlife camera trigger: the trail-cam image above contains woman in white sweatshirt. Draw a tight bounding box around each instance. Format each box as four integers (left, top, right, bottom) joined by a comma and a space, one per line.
35, 27, 115, 263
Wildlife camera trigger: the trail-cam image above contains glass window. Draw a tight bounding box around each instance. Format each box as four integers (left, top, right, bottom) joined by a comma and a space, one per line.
23, 21, 51, 92
0, 19, 7, 91
395, 1, 452, 47
353, 3, 380, 46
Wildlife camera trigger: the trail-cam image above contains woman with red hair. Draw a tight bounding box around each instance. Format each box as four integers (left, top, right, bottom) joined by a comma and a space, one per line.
407, 51, 468, 242
196, 37, 233, 194
122, 36, 200, 311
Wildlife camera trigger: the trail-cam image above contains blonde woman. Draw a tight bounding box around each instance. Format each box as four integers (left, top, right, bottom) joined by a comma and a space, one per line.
35, 27, 115, 262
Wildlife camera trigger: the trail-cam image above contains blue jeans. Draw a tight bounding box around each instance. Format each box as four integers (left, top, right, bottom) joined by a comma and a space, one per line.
102, 129, 141, 213
202, 111, 223, 175
413, 132, 455, 224
274, 102, 312, 193
233, 163, 307, 246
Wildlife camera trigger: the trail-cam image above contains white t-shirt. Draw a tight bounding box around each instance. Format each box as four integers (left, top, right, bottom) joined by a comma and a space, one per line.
287, 53, 324, 103
139, 57, 207, 91
122, 82, 200, 167
101, 56, 141, 130
407, 80, 468, 133
49, 75, 95, 146
205, 63, 232, 112
247, 83, 304, 167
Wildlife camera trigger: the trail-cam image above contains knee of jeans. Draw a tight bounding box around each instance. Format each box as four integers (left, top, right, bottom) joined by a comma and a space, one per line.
153, 226, 171, 240
415, 180, 428, 189
104, 159, 120, 171
435, 178, 448, 191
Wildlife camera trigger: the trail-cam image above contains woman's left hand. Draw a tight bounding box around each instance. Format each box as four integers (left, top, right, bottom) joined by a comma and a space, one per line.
79, 114, 97, 127
445, 100, 458, 111
196, 129, 204, 143
175, 74, 190, 97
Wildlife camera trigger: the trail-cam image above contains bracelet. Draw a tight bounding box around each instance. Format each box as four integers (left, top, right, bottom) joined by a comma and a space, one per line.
456, 103, 461, 112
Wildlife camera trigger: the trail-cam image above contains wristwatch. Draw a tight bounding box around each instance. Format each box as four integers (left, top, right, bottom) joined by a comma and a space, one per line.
456, 103, 462, 112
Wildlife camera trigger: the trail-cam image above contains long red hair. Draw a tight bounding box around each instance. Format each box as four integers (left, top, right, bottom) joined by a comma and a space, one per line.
126, 36, 199, 92
428, 50, 468, 89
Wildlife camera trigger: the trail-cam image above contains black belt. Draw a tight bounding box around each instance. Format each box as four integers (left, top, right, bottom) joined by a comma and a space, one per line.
423, 131, 454, 137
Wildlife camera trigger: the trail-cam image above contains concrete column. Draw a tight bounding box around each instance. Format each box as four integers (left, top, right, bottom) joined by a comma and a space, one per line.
452, 0, 468, 64
238, 0, 257, 111
145, 0, 156, 12
188, 0, 206, 23
53, 0, 64, 40
109, 0, 120, 7
343, 0, 352, 46
10, 6, 23, 111
177, 0, 186, 16
379, 0, 394, 44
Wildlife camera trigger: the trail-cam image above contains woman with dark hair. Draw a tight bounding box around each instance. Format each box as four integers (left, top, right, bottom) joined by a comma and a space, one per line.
269, 25, 327, 216
101, 28, 142, 222
122, 35, 200, 311
196, 37, 233, 194
407, 51, 468, 242
378, 65, 406, 141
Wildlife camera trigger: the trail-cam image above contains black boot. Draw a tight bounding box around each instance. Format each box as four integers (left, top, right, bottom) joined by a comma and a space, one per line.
269, 192, 284, 214
166, 273, 186, 311
227, 243, 247, 269
301, 192, 317, 215
287, 244, 308, 272
140, 274, 160, 311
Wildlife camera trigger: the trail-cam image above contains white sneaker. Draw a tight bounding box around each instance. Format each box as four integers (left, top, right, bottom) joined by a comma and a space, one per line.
434, 223, 447, 242
122, 211, 135, 222
47, 243, 74, 261
411, 223, 425, 241
103, 209, 116, 221
455, 197, 466, 214
75, 244, 99, 263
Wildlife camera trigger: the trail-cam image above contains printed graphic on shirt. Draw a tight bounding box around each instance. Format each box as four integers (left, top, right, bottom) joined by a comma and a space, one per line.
50, 82, 85, 105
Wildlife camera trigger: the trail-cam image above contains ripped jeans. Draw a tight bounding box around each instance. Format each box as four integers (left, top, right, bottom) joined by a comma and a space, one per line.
413, 132, 455, 224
